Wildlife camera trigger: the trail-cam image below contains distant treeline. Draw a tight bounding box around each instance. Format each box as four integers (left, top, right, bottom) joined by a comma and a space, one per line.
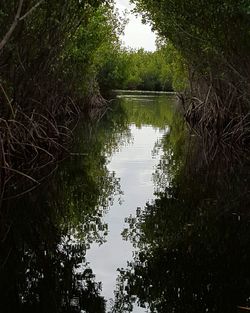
98, 44, 187, 92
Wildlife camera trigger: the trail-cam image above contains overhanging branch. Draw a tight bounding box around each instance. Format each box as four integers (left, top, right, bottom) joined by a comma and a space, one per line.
0, 0, 44, 51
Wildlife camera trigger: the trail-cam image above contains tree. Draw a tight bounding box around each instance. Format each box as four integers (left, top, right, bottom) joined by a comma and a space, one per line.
0, 0, 124, 196
131, 0, 250, 149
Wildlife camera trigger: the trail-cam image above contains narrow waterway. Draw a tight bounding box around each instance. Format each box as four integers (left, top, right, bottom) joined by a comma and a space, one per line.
87, 124, 164, 311
1, 92, 249, 313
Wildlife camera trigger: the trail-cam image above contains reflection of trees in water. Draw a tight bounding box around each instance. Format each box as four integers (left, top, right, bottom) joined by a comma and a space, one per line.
152, 107, 187, 193
113, 145, 250, 312
0, 191, 106, 313
121, 94, 188, 193
120, 95, 179, 130
0, 102, 131, 313
54, 100, 132, 244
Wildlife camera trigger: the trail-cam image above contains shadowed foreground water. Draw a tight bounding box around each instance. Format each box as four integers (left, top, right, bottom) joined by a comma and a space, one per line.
0, 93, 249, 313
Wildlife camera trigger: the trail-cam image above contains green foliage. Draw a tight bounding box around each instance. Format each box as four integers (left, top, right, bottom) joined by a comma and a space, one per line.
131, 0, 250, 142
157, 42, 188, 91
131, 0, 250, 69
98, 42, 188, 92
0, 0, 122, 114
62, 3, 126, 96
0, 0, 125, 191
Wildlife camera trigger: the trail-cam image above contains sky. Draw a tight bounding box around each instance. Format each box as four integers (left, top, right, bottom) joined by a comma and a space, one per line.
115, 0, 156, 51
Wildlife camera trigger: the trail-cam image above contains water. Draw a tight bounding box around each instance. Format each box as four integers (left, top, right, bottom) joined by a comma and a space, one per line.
0, 93, 249, 313
87, 124, 164, 312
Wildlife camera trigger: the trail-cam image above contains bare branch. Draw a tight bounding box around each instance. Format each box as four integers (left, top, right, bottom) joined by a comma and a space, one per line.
0, 0, 24, 51
20, 0, 44, 21
0, 0, 44, 51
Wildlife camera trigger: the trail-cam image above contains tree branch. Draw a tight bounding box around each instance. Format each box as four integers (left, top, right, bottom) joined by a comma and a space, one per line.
0, 0, 44, 51
20, 0, 44, 21
0, 0, 24, 51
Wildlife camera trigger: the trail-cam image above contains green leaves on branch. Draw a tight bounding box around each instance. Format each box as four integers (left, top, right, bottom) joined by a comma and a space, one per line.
131, 0, 250, 77
98, 43, 188, 92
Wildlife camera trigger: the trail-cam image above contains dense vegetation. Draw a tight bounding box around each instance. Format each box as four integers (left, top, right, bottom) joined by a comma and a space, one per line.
132, 0, 250, 153
98, 44, 187, 92
0, 0, 187, 198
1, 0, 249, 197
0, 0, 123, 197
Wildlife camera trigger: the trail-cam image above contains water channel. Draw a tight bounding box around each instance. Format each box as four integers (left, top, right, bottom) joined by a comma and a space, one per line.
1, 92, 249, 313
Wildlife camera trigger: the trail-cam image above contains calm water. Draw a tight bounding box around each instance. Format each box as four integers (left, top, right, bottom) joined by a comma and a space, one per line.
0, 93, 249, 313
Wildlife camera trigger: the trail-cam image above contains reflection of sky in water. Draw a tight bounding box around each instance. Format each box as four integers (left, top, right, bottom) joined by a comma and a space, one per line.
86, 124, 167, 312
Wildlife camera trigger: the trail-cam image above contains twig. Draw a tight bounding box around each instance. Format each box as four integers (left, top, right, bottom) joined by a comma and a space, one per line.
0, 0, 44, 51
19, 0, 44, 21
0, 83, 15, 118
238, 306, 250, 311
1, 167, 40, 184
0, 0, 23, 51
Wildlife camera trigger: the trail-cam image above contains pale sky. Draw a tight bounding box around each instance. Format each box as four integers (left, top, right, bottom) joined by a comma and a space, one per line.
115, 0, 156, 51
